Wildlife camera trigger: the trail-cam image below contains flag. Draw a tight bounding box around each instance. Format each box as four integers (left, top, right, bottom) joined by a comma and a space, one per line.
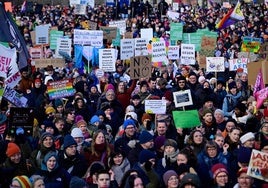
74, 45, 83, 69
21, 0, 27, 13
230, 1, 244, 20
0, 2, 30, 69
255, 87, 268, 109
253, 69, 265, 98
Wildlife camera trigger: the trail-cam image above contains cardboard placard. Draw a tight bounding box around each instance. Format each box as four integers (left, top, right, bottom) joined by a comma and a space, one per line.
130, 56, 151, 79
99, 26, 117, 41
34, 58, 65, 68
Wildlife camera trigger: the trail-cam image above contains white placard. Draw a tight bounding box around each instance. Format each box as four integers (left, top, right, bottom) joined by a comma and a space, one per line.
74, 29, 103, 47
30, 47, 43, 59
99, 49, 116, 72
173, 90, 193, 108
70, 0, 80, 6
35, 24, 50, 45
3, 86, 28, 107
181, 44, 195, 65
152, 41, 168, 63
109, 20, 126, 35
145, 100, 166, 114
134, 38, 149, 56
168, 46, 180, 60
55, 38, 72, 58
74, 4, 87, 15
141, 28, 153, 41
173, 3, 179, 10
206, 57, 225, 72
0, 44, 17, 79
167, 10, 180, 20
229, 58, 248, 73
120, 39, 135, 60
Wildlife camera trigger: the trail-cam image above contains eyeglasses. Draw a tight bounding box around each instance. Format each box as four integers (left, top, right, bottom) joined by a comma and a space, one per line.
125, 126, 135, 130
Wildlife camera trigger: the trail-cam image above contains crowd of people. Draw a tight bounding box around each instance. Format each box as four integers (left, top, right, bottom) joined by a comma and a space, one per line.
0, 0, 268, 188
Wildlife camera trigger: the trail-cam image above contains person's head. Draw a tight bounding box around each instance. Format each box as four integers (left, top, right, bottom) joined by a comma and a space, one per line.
240, 132, 255, 148
148, 77, 157, 90
11, 175, 32, 188
260, 121, 268, 135
69, 176, 89, 188
164, 139, 178, 155
228, 127, 241, 143
188, 72, 197, 84
64, 134, 78, 156
163, 170, 179, 188
42, 151, 58, 172
93, 130, 106, 145
96, 169, 110, 188
228, 81, 237, 95
188, 130, 204, 145
211, 163, 228, 187
214, 133, 224, 148
139, 149, 156, 167
125, 174, 144, 188
131, 95, 141, 106
123, 119, 136, 137
30, 175, 45, 188
214, 109, 224, 123
118, 81, 126, 93
40, 132, 54, 148
205, 141, 218, 158
202, 109, 213, 124
141, 113, 152, 127
179, 173, 200, 188
71, 127, 84, 144
6, 142, 21, 164
156, 120, 167, 136
65, 108, 75, 121
225, 119, 237, 132
176, 76, 186, 89
237, 167, 254, 188
54, 117, 65, 132
139, 131, 154, 149
140, 81, 149, 93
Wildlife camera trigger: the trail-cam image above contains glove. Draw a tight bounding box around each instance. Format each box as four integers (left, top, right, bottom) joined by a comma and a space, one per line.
145, 120, 152, 130
165, 156, 171, 167
127, 140, 137, 148
144, 161, 152, 171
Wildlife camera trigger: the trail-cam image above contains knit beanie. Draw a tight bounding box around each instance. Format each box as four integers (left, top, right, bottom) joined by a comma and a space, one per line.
89, 161, 105, 175
12, 175, 32, 188
71, 128, 84, 138
40, 132, 54, 142
45, 107, 56, 115
123, 119, 135, 129
163, 90, 173, 102
76, 119, 87, 128
139, 131, 153, 144
211, 163, 228, 178
163, 170, 178, 186
139, 149, 156, 164
164, 139, 178, 150
64, 134, 77, 149
125, 112, 138, 121
141, 113, 152, 122
240, 132, 255, 144
54, 99, 64, 108
154, 136, 166, 150
228, 81, 237, 90
41, 151, 58, 171
180, 173, 200, 188
70, 176, 88, 188
6, 142, 21, 158
90, 115, 100, 125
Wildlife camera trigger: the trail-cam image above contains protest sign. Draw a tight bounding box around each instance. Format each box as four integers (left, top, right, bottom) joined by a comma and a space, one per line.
172, 110, 201, 128
120, 39, 135, 60
109, 20, 126, 35
241, 37, 261, 53
99, 26, 117, 41
134, 38, 149, 56
0, 44, 17, 79
168, 46, 180, 60
70, 0, 80, 6
199, 36, 217, 57
206, 57, 225, 72
55, 38, 72, 58
170, 22, 183, 41
248, 149, 268, 182
99, 49, 117, 72
35, 24, 50, 45
34, 58, 65, 68
145, 100, 166, 114
152, 41, 168, 63
47, 79, 75, 100
3, 86, 28, 107
141, 28, 153, 41
229, 58, 248, 73
74, 29, 103, 47
182, 32, 203, 51
173, 90, 193, 108
181, 44, 195, 65
112, 28, 121, 47
172, 3, 179, 11
4, 2, 12, 12
29, 47, 43, 59
74, 4, 87, 15
130, 56, 151, 79
5, 52, 21, 89
50, 30, 64, 50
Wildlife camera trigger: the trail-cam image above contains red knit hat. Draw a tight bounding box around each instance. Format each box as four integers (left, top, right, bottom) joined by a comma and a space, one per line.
211, 163, 228, 179
6, 142, 21, 157
142, 113, 152, 122
264, 108, 268, 117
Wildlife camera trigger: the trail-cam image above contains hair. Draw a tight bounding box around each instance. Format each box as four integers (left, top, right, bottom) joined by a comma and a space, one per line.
30, 175, 44, 187
205, 140, 218, 150
120, 169, 140, 188
178, 147, 197, 168
96, 169, 110, 180
187, 130, 204, 145
91, 130, 111, 157
108, 151, 125, 168
124, 175, 143, 188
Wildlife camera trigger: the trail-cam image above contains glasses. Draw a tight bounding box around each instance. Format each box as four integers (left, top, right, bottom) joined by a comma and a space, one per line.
207, 147, 216, 151
125, 126, 135, 130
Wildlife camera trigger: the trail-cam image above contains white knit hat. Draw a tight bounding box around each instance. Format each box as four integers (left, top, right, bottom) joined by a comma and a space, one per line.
240, 132, 255, 144
71, 128, 84, 138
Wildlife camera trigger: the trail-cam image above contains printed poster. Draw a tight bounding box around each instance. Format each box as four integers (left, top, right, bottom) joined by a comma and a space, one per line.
47, 79, 75, 100
206, 57, 225, 72
248, 149, 268, 182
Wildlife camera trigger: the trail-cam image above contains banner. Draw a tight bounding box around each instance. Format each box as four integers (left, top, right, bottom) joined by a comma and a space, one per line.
35, 24, 50, 45
170, 22, 183, 41
99, 49, 117, 72
9, 107, 34, 133
180, 44, 195, 65
152, 41, 167, 63
0, 44, 17, 79
229, 58, 248, 73
141, 28, 153, 41
109, 20, 126, 35
168, 46, 180, 60
145, 100, 166, 114
130, 56, 151, 79
255, 87, 268, 109
172, 110, 201, 128
253, 69, 265, 98
74, 29, 103, 47
3, 86, 28, 107
248, 149, 268, 182
55, 38, 72, 58
47, 79, 75, 100
120, 39, 135, 60
134, 38, 149, 56
50, 30, 64, 50
206, 57, 225, 72
33, 58, 65, 68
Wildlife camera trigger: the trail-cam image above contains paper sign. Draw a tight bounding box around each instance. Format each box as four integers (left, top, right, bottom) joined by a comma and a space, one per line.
172, 3, 179, 11
168, 46, 180, 60
229, 58, 248, 73
130, 56, 151, 79
50, 30, 64, 50
109, 20, 126, 35
152, 41, 167, 63
35, 25, 50, 45
135, 38, 149, 56
3, 86, 28, 107
167, 11, 180, 20
74, 29, 103, 47
170, 22, 183, 41
145, 100, 166, 114
30, 47, 43, 59
99, 26, 117, 41
173, 90, 193, 108
172, 110, 201, 128
55, 38, 72, 58
241, 37, 261, 53
181, 44, 195, 65
248, 149, 268, 182
0, 44, 17, 79
74, 4, 87, 15
120, 39, 135, 60
47, 79, 75, 100
206, 57, 225, 72
4, 2, 12, 12
99, 49, 116, 72
141, 28, 153, 41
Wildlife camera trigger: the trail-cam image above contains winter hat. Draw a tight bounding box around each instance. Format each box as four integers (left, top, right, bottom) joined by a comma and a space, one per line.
240, 132, 255, 144
40, 132, 54, 142
41, 151, 58, 171
64, 134, 77, 149
235, 102, 247, 113
237, 167, 248, 176
203, 95, 214, 103
16, 127, 24, 135
211, 163, 228, 178
89, 161, 105, 175
71, 128, 84, 138
264, 109, 268, 117
54, 99, 64, 108
163, 170, 178, 186
131, 94, 141, 100
179, 173, 200, 188
45, 107, 56, 115
90, 115, 100, 125
75, 115, 84, 124
154, 136, 166, 150
198, 76, 206, 83
237, 146, 252, 164
44, 76, 53, 85
202, 109, 213, 117
177, 164, 191, 176
142, 113, 152, 122
228, 81, 237, 90
126, 105, 135, 113
163, 90, 173, 102
104, 84, 115, 92
12, 175, 32, 188
177, 75, 186, 81
214, 109, 224, 117
123, 119, 135, 129
70, 176, 88, 188
164, 139, 178, 150
76, 119, 87, 128
139, 149, 156, 164
6, 142, 21, 157
125, 112, 138, 121
43, 120, 55, 129
139, 131, 153, 144
101, 102, 111, 111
